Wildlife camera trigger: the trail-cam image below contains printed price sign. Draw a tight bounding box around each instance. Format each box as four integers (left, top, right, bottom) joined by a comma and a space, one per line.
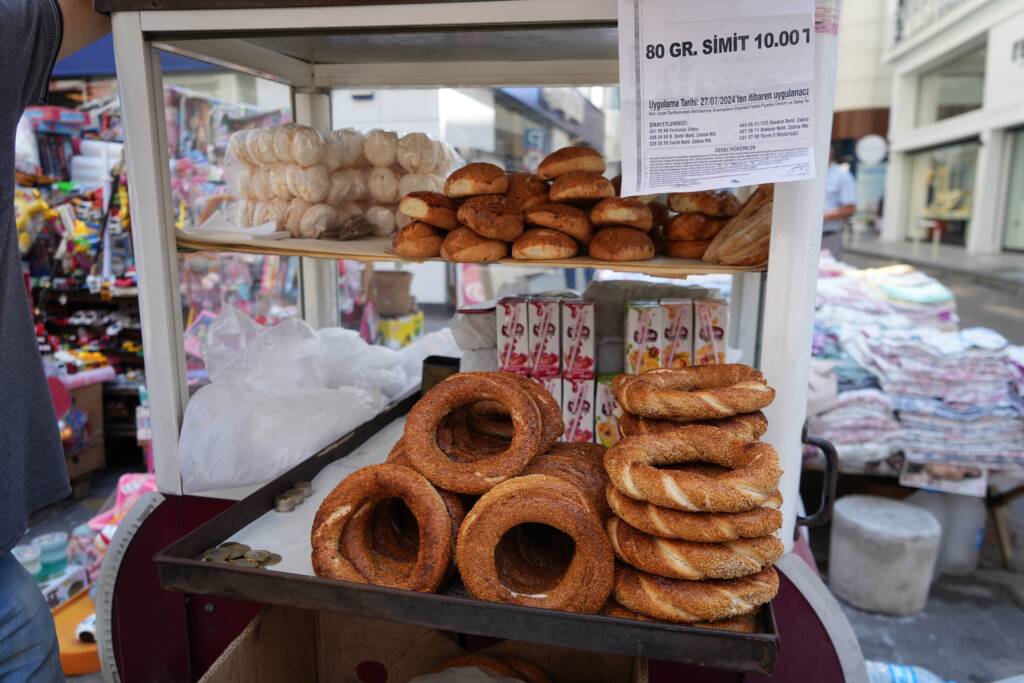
618, 0, 816, 195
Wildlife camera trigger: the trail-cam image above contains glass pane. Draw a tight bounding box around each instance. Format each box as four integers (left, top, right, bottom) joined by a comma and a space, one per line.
916, 44, 986, 126
906, 141, 979, 246
1004, 129, 1024, 252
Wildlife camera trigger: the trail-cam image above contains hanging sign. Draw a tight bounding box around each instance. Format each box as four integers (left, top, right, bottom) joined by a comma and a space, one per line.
618, 0, 817, 195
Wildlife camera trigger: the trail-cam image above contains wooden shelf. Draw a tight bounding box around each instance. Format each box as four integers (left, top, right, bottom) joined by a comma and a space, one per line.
176, 232, 764, 277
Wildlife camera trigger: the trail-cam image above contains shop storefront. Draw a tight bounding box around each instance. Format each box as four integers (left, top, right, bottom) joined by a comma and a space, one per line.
881, 0, 1024, 255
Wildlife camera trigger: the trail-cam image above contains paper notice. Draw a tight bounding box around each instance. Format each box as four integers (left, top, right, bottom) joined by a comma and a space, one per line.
618, 0, 816, 195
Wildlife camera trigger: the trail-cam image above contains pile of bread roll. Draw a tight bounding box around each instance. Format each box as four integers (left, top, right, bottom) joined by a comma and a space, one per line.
662, 185, 772, 266
226, 124, 457, 239
393, 146, 665, 263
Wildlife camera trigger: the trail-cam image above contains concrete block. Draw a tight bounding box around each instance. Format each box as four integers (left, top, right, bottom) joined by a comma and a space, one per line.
828, 495, 941, 615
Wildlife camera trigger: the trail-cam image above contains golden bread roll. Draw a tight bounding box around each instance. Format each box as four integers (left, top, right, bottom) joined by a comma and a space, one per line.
549, 171, 615, 204
524, 202, 593, 244
588, 227, 655, 261
456, 195, 524, 241
667, 190, 741, 217
512, 228, 579, 260
537, 146, 605, 180
392, 221, 443, 259
505, 172, 550, 211
440, 226, 508, 263
591, 197, 654, 231
664, 213, 729, 241
445, 162, 508, 197
610, 175, 659, 203
665, 239, 712, 259
398, 191, 458, 230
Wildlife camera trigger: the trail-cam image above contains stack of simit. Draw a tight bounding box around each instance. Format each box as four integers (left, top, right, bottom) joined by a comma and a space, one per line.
601, 364, 784, 630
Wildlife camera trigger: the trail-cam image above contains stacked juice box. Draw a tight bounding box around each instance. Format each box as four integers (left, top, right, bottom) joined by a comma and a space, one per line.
624, 298, 728, 373
497, 296, 596, 443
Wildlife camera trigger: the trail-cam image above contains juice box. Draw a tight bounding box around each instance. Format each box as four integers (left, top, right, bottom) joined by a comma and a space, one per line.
561, 299, 595, 379
660, 299, 693, 369
496, 297, 529, 374
528, 296, 562, 378
624, 301, 661, 374
594, 374, 621, 447
561, 377, 595, 443
694, 299, 728, 365
532, 375, 562, 410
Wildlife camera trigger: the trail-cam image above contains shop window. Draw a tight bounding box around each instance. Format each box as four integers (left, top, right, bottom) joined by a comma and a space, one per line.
1003, 129, 1024, 252
916, 44, 986, 126
906, 140, 979, 246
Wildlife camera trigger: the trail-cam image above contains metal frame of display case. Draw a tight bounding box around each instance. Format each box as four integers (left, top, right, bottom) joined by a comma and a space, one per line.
107, 3, 848, 671
110, 0, 839, 548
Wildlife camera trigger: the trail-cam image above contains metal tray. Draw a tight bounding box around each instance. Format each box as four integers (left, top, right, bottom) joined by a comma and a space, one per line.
155, 395, 779, 675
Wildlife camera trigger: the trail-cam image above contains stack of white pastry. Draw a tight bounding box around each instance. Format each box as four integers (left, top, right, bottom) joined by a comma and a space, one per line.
226, 125, 458, 239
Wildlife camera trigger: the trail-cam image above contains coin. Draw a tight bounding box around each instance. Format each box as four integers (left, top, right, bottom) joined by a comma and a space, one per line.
293, 481, 312, 498
217, 542, 251, 553
283, 488, 306, 504
202, 547, 231, 562
244, 549, 271, 563
262, 553, 282, 567
224, 547, 246, 560
275, 495, 296, 513
229, 559, 260, 568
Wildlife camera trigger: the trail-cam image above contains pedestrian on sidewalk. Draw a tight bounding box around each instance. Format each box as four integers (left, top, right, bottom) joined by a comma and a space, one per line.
823, 142, 858, 260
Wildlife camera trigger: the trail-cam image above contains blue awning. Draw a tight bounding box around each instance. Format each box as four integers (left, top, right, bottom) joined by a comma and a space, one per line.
53, 35, 217, 79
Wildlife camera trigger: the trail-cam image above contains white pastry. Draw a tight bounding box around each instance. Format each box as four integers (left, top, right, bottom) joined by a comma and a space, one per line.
363, 129, 398, 167
367, 166, 399, 204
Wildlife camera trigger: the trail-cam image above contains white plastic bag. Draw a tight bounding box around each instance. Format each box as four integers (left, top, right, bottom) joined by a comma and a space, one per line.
179, 307, 464, 493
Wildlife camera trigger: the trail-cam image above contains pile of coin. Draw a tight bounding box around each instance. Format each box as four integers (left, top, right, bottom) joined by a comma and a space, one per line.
198, 542, 282, 569
274, 480, 313, 513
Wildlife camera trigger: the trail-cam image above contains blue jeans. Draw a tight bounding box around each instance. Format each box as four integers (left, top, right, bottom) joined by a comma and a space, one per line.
0, 553, 63, 683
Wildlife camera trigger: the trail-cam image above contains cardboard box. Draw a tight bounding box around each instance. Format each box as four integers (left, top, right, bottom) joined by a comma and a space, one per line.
528, 296, 562, 378
561, 299, 595, 379
595, 374, 621, 448
694, 299, 728, 365
532, 375, 562, 409
624, 301, 661, 374
496, 297, 530, 374
561, 377, 595, 443
201, 608, 643, 683
660, 299, 694, 369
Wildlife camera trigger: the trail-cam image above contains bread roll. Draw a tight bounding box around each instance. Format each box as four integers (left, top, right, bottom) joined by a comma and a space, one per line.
265, 165, 290, 200
287, 165, 329, 204
664, 213, 729, 241
366, 205, 397, 236
291, 126, 325, 167
396, 132, 440, 174
667, 190, 740, 217
445, 163, 508, 198
398, 172, 437, 197
283, 198, 311, 237
227, 129, 254, 165
587, 226, 655, 261
272, 123, 299, 163
399, 191, 458, 230
320, 137, 345, 172
665, 239, 712, 259
549, 171, 615, 203
512, 228, 578, 260
367, 166, 400, 204
524, 202, 593, 244
299, 203, 337, 239
538, 146, 605, 180
440, 226, 508, 263
590, 197, 654, 231
364, 129, 399, 167
333, 128, 366, 167
393, 221, 443, 258
456, 195, 523, 241
340, 168, 368, 201
610, 175, 658, 203
505, 172, 549, 211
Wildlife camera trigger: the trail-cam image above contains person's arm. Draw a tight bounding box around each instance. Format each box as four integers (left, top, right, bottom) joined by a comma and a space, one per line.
824, 170, 857, 221
57, 0, 110, 61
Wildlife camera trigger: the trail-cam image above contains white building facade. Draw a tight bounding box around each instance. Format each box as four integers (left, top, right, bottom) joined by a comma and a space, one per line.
882, 0, 1024, 254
